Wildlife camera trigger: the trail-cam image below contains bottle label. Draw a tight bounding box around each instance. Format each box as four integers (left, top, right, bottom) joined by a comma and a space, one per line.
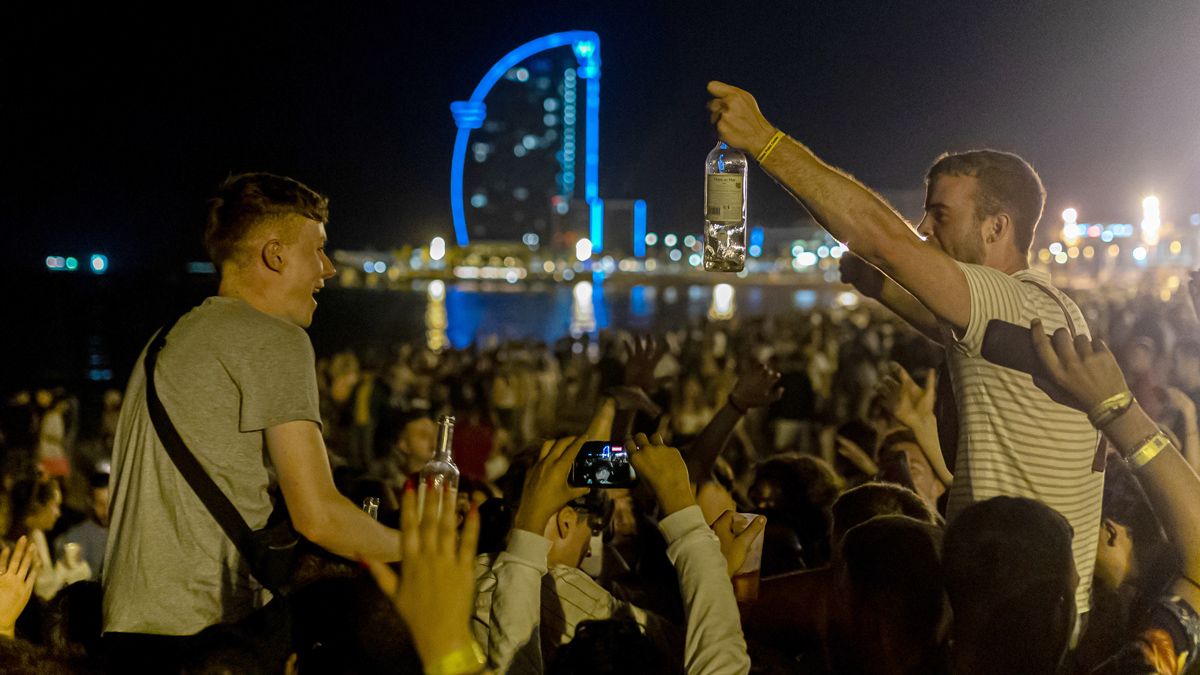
706, 174, 744, 222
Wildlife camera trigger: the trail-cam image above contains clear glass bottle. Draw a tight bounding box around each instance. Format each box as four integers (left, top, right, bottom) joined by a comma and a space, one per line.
417, 415, 460, 518
704, 141, 748, 272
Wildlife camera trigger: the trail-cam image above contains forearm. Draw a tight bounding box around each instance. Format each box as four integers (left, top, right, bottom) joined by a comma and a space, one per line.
685, 403, 742, 484
303, 495, 402, 562
909, 417, 953, 485
878, 279, 941, 342
660, 506, 750, 675
1106, 403, 1200, 574
487, 531, 550, 674
758, 136, 917, 264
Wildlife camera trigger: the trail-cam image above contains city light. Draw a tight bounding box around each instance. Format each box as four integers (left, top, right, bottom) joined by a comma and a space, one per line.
430, 237, 446, 261
1170, 241, 1183, 255
90, 254, 108, 273
645, 233, 658, 246
668, 249, 682, 262
1054, 252, 1068, 264
1062, 207, 1081, 245
1049, 242, 1064, 255
65, 257, 78, 271
664, 234, 678, 247
688, 253, 702, 267
428, 279, 446, 301
373, 261, 387, 274
1132, 246, 1148, 262
633, 200, 647, 258
1141, 196, 1161, 246
683, 235, 697, 248
576, 238, 593, 262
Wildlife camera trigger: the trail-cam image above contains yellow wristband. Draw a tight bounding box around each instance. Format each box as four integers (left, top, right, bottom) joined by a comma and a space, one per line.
425, 641, 487, 675
1127, 432, 1171, 469
755, 130, 785, 163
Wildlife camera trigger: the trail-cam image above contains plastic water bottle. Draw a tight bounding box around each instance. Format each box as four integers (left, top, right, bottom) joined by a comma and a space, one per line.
417, 415, 460, 518
704, 141, 748, 272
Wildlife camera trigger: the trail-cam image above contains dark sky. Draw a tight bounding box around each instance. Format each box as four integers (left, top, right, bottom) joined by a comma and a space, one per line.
7, 1, 1199, 272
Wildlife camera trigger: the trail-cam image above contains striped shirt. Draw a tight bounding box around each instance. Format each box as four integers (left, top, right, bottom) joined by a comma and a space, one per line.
943, 262, 1104, 617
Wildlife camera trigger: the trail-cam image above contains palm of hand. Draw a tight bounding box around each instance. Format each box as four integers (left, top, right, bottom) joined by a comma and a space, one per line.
731, 363, 783, 409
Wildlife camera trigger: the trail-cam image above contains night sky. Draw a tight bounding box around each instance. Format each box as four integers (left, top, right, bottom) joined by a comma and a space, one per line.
9, 1, 1200, 273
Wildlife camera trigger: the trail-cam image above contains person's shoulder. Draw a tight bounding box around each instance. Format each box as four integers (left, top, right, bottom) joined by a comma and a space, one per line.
188, 297, 311, 347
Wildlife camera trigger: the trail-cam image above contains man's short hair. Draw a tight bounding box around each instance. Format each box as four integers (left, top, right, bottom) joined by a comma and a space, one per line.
204, 172, 329, 269
942, 496, 1075, 674
831, 481, 936, 544
926, 150, 1046, 255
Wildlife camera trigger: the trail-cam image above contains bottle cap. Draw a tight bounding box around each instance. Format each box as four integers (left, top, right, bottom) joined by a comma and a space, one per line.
438, 415, 456, 426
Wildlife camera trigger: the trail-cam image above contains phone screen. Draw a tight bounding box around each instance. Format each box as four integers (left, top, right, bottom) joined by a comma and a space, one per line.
569, 441, 638, 488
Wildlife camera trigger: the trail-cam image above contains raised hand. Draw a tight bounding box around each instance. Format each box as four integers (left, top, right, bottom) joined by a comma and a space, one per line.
710, 511, 767, 577
366, 484, 481, 670
706, 81, 778, 156
880, 363, 937, 431
624, 433, 694, 517
0, 536, 40, 639
839, 253, 886, 300
624, 335, 668, 393
1030, 319, 1130, 412
729, 361, 784, 412
512, 436, 590, 535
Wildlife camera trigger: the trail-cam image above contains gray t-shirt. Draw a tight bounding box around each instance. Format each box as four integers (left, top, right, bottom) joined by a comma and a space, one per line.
102, 297, 320, 635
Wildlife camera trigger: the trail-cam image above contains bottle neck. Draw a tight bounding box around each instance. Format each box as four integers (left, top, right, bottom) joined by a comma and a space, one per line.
434, 425, 455, 461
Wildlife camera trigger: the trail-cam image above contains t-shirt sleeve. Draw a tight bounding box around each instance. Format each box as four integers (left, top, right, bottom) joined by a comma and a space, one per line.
1092, 595, 1200, 675
233, 322, 322, 432
947, 261, 1029, 358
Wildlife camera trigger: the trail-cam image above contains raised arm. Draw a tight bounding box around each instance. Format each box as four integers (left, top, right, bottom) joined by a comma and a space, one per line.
267, 420, 402, 561
685, 361, 782, 484
840, 253, 941, 341
708, 81, 970, 331
1031, 321, 1200, 611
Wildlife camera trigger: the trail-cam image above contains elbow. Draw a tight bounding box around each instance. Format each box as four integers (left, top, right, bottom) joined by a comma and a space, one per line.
291, 509, 333, 546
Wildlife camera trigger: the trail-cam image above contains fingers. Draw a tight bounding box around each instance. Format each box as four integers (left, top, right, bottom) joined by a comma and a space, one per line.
1030, 319, 1068, 382
0, 545, 10, 575
364, 559, 398, 598
437, 487, 458, 557
458, 503, 481, 566
549, 436, 578, 462
706, 80, 738, 97
712, 510, 735, 533
15, 538, 35, 582
400, 483, 421, 560
734, 515, 767, 545
1073, 333, 1094, 358
923, 368, 937, 394
8, 537, 27, 576
1050, 326, 1081, 370
538, 439, 554, 461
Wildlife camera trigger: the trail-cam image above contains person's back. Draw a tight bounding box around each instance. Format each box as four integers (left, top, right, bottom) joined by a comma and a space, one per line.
103, 296, 320, 635
941, 262, 1102, 616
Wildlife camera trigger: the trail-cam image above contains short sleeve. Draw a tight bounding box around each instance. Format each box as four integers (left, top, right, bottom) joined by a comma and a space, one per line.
949, 262, 1029, 357
232, 323, 322, 432
1093, 596, 1200, 675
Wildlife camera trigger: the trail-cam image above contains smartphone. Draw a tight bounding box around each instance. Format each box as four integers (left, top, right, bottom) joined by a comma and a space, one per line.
980, 320, 1070, 402
568, 441, 638, 488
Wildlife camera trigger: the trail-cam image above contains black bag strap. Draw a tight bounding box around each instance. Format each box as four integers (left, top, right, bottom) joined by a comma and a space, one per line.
1022, 278, 1077, 337
142, 313, 258, 561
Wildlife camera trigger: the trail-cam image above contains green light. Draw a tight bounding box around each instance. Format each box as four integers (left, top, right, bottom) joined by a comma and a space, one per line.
65, 257, 78, 270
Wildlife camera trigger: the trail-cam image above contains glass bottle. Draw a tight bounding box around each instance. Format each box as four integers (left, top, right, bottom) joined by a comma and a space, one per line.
417, 415, 460, 518
704, 141, 748, 272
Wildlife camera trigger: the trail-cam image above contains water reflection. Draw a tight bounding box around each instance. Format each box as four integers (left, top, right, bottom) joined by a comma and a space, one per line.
425, 280, 448, 351
571, 280, 595, 337
709, 283, 735, 321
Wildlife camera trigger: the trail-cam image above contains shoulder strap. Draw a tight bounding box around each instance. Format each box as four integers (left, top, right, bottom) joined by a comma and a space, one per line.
142, 313, 257, 560
1022, 278, 1077, 337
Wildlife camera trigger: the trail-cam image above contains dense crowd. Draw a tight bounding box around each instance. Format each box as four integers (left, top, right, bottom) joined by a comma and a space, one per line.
3, 280, 1200, 672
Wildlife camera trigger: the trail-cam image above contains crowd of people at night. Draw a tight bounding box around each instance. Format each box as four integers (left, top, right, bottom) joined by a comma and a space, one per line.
1, 81, 1199, 674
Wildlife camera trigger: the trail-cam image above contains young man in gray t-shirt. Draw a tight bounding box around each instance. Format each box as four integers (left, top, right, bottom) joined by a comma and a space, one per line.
103, 174, 404, 669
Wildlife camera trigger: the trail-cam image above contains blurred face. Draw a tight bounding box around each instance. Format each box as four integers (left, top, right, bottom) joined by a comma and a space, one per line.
749, 478, 783, 513
887, 441, 944, 506
399, 418, 438, 472
92, 486, 110, 527
26, 486, 62, 532
917, 175, 987, 265
273, 217, 335, 328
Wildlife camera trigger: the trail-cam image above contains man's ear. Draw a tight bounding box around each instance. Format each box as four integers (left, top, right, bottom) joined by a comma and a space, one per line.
987, 213, 1010, 244
262, 239, 286, 273
553, 506, 576, 540
1102, 518, 1119, 546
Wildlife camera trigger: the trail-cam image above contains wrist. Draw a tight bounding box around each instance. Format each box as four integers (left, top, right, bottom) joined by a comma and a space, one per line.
656, 485, 696, 517
418, 633, 485, 675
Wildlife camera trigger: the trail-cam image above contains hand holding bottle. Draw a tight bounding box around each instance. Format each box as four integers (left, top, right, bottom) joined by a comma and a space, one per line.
706, 81, 777, 157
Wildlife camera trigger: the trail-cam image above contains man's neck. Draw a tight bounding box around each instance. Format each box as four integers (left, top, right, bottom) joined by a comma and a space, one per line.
218, 277, 279, 320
